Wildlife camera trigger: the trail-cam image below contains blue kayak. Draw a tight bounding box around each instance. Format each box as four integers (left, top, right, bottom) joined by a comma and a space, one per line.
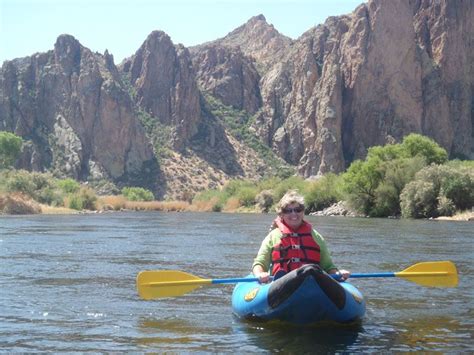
231, 264, 365, 324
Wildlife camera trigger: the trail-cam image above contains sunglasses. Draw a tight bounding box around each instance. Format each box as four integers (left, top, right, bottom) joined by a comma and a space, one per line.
282, 206, 304, 214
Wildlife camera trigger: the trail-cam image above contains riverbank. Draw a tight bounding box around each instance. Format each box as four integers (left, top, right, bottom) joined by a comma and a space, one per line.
432, 210, 474, 221
1, 192, 472, 221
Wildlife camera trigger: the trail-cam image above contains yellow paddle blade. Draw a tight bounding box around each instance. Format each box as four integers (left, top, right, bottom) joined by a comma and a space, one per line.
395, 261, 458, 287
137, 270, 212, 300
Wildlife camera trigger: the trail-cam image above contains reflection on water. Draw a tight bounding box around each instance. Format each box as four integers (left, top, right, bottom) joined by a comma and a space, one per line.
391, 316, 470, 352
237, 320, 363, 353
0, 212, 472, 352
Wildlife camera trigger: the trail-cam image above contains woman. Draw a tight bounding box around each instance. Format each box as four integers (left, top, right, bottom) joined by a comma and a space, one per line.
252, 190, 350, 283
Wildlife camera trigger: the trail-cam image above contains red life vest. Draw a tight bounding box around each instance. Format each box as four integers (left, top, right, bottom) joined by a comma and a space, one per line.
271, 219, 321, 274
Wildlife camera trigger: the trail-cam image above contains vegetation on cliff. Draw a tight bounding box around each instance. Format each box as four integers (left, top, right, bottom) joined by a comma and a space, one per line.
0, 131, 472, 219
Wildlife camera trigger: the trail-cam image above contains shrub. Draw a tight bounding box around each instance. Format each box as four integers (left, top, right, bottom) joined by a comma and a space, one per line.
400, 164, 473, 218
400, 180, 437, 218
4, 170, 37, 196
439, 167, 474, 210
437, 195, 455, 217
401, 133, 448, 165
305, 173, 343, 213
341, 134, 447, 217
121, 187, 154, 201
65, 187, 97, 210
236, 186, 258, 207
0, 131, 22, 169
255, 190, 274, 212
272, 176, 307, 203
57, 178, 80, 194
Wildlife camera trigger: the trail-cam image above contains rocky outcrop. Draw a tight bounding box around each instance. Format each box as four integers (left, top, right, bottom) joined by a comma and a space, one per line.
120, 31, 201, 150
0, 0, 471, 199
310, 201, 360, 217
203, 15, 293, 74
252, 0, 472, 176
191, 2, 472, 178
296, 1, 474, 176
0, 35, 157, 189
191, 44, 262, 114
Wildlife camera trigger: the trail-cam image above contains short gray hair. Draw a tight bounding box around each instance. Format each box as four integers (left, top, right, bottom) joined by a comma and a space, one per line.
276, 190, 305, 214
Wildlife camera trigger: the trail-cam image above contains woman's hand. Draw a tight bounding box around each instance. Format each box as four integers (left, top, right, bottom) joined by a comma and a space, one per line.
337, 269, 351, 281
253, 265, 271, 283
329, 268, 351, 281
255, 271, 271, 283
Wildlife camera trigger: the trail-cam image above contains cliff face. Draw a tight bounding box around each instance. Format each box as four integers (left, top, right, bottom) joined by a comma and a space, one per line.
120, 31, 201, 150
0, 35, 157, 188
191, 44, 262, 114
0, 0, 471, 198
191, 0, 472, 177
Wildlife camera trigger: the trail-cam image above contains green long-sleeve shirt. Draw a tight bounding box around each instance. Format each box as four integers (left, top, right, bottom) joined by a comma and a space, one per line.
252, 227, 337, 274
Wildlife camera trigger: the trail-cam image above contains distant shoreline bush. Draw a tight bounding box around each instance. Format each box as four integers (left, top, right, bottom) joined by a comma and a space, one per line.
0, 133, 472, 219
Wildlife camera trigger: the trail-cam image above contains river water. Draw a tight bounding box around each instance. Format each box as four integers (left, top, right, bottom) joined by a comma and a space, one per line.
0, 212, 472, 352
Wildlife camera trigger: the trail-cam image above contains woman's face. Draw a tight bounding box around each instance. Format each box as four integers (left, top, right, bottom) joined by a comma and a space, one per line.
280, 203, 305, 230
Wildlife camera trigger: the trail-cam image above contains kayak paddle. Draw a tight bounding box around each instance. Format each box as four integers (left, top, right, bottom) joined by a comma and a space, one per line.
136, 270, 260, 300
350, 261, 458, 288
136, 261, 458, 300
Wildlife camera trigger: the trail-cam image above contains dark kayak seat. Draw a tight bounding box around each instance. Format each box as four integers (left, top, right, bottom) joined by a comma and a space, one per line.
268, 264, 346, 310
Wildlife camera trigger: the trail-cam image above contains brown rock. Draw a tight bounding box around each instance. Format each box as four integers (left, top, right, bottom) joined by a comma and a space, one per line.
0, 34, 156, 187
120, 31, 201, 150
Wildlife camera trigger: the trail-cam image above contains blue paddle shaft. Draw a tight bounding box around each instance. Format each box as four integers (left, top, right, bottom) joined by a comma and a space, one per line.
210, 273, 396, 284
212, 277, 260, 284
350, 273, 395, 278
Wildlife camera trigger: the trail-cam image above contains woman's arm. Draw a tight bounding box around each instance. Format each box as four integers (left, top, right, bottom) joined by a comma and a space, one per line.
251, 232, 274, 283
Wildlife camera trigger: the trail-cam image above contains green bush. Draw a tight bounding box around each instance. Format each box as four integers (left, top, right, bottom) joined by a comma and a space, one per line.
4, 170, 37, 196
121, 187, 154, 201
36, 186, 63, 206
0, 131, 23, 169
192, 189, 223, 203
66, 187, 97, 210
255, 190, 274, 212
272, 176, 307, 203
341, 134, 448, 217
222, 179, 254, 197
305, 173, 343, 212
439, 167, 474, 210
57, 178, 80, 194
236, 186, 258, 207
400, 180, 437, 218
400, 164, 473, 218
401, 134, 448, 165
437, 196, 455, 217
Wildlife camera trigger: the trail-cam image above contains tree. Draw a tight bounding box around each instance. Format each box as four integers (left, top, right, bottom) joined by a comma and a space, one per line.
400, 164, 474, 218
401, 134, 448, 165
0, 131, 22, 169
341, 134, 448, 217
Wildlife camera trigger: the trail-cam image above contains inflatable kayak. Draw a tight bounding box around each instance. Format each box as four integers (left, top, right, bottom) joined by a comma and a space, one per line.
232, 264, 365, 324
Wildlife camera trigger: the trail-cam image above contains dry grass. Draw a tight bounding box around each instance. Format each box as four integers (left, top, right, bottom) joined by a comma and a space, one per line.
0, 193, 42, 215
190, 197, 221, 212
97, 195, 192, 212
124, 200, 191, 211
223, 197, 241, 212
434, 210, 474, 221
40, 204, 78, 214
97, 195, 127, 211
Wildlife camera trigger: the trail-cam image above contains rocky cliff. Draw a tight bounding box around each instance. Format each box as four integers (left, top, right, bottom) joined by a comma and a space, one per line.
0, 0, 472, 198
192, 0, 472, 177
0, 35, 159, 190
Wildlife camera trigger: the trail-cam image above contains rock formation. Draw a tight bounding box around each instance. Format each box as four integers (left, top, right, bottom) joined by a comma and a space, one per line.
120, 31, 201, 150
0, 0, 471, 198
0, 35, 158, 190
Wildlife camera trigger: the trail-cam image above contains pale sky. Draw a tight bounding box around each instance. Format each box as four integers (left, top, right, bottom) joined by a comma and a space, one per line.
1, 0, 365, 65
